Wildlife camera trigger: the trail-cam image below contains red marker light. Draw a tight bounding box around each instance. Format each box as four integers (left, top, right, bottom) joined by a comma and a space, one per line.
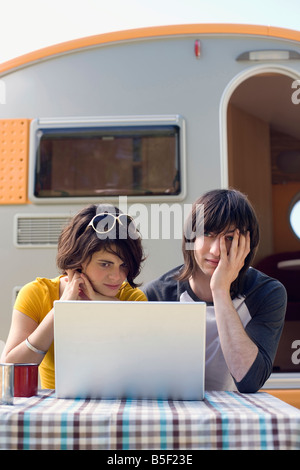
194, 40, 201, 58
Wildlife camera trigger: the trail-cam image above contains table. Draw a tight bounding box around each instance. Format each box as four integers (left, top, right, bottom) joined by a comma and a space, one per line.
0, 390, 300, 450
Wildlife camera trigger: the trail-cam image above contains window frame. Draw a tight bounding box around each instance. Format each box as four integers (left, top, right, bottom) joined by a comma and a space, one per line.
28, 115, 186, 204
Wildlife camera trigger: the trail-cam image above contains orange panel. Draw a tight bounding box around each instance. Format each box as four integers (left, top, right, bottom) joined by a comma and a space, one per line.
0, 119, 30, 204
265, 389, 300, 409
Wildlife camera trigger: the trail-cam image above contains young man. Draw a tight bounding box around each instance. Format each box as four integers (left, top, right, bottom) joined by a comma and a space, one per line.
143, 189, 287, 392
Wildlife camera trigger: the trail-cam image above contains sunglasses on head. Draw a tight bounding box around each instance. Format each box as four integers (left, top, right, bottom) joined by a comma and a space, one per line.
88, 212, 136, 235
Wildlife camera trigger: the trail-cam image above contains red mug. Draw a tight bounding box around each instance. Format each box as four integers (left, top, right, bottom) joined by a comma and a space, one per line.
14, 363, 38, 397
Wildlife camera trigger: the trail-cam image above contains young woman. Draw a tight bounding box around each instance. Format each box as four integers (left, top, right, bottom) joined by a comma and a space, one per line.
1, 204, 146, 389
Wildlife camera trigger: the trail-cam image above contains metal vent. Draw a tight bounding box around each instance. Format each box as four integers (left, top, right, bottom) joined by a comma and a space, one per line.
14, 215, 70, 247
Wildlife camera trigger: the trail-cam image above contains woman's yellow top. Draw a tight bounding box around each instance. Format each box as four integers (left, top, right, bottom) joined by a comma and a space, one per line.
14, 276, 147, 389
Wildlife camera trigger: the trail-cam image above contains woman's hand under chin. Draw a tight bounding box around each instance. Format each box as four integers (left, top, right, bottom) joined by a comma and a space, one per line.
60, 270, 86, 301
77, 272, 120, 301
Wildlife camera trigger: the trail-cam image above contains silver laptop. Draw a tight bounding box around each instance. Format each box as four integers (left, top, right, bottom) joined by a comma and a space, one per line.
54, 301, 206, 400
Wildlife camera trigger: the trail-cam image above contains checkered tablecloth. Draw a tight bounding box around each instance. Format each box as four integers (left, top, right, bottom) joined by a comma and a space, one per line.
0, 390, 299, 450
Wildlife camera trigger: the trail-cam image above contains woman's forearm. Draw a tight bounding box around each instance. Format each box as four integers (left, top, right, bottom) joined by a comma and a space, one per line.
1, 309, 54, 364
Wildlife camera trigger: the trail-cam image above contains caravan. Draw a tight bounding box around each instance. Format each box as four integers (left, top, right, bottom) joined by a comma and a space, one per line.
0, 24, 299, 402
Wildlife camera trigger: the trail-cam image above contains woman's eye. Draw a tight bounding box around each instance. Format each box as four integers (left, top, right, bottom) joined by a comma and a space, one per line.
99, 262, 110, 268
226, 236, 234, 242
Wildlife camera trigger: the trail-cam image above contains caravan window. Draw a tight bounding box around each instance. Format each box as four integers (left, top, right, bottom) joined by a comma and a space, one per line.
32, 124, 181, 200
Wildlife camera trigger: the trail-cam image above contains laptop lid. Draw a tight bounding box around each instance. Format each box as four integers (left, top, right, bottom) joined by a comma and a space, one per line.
54, 301, 206, 400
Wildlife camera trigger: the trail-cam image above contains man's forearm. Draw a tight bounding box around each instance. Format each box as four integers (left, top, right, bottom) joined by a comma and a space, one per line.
213, 290, 258, 383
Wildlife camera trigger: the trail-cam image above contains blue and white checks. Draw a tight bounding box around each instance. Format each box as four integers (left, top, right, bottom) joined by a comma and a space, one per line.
0, 390, 299, 450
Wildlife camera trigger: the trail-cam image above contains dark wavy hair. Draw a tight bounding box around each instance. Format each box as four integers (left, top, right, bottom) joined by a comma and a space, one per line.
56, 204, 145, 288
178, 189, 260, 296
